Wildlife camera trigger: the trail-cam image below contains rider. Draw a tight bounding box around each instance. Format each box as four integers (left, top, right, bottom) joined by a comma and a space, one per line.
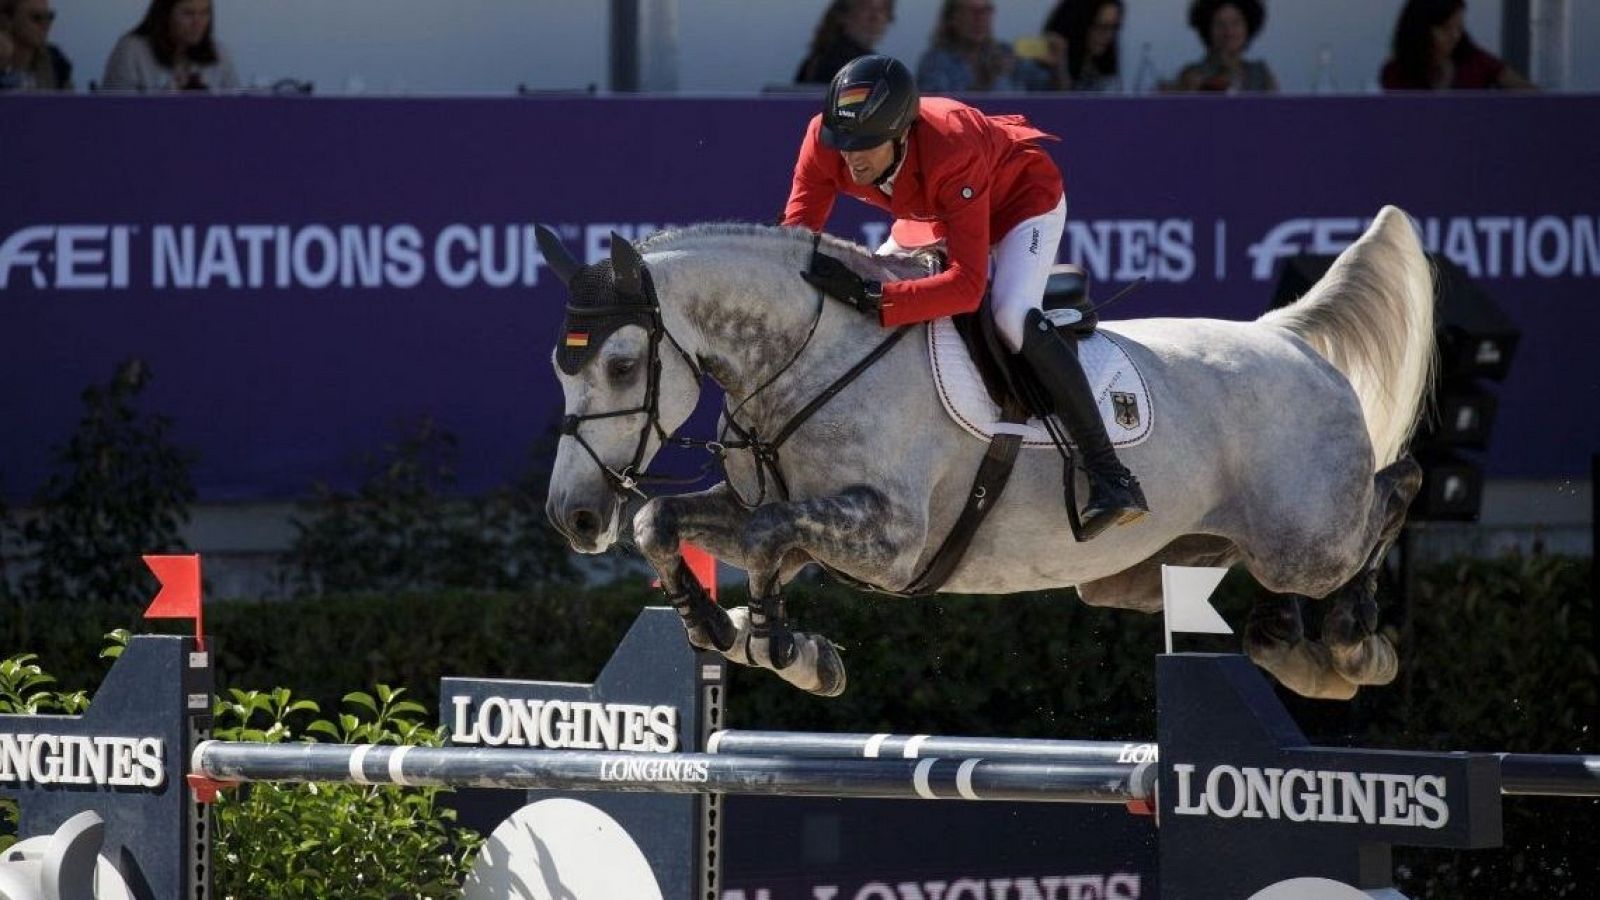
781, 54, 1147, 538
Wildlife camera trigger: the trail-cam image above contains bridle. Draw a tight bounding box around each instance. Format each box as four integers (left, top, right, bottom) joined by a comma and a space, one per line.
558, 290, 705, 500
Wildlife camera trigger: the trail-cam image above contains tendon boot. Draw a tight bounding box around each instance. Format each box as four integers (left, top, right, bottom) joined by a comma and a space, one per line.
1020, 309, 1149, 539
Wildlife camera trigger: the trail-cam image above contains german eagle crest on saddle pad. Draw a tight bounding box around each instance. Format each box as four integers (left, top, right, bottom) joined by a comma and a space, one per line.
929, 319, 1155, 448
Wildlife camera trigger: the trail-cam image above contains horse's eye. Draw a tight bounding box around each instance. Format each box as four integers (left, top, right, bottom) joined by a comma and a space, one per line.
606, 357, 638, 381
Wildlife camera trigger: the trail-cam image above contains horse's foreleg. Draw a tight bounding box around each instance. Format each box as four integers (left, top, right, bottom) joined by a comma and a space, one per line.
634, 483, 753, 655
736, 486, 910, 698
1321, 456, 1422, 686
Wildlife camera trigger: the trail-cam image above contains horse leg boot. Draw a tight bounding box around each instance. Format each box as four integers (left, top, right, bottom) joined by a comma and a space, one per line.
744, 585, 847, 698
1020, 309, 1148, 539
662, 556, 738, 654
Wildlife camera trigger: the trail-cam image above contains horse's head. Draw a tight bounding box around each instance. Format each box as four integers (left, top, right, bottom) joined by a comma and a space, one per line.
537, 226, 703, 553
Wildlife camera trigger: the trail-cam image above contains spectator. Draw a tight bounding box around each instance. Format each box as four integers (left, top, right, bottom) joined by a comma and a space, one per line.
796, 0, 895, 85
1380, 0, 1532, 91
1043, 0, 1123, 92
0, 0, 72, 91
917, 0, 1063, 93
1170, 0, 1277, 93
101, 0, 239, 92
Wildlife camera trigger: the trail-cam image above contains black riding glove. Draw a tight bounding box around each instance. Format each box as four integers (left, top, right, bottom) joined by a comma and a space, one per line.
801, 251, 882, 317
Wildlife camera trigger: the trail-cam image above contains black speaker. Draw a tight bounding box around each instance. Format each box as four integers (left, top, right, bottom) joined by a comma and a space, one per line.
1418, 378, 1499, 450
1412, 450, 1485, 521
1432, 259, 1521, 382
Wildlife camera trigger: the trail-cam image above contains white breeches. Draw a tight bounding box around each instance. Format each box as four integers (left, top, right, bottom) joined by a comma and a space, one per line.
877, 196, 1068, 351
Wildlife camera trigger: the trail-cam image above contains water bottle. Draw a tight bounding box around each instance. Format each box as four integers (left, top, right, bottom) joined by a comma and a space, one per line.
1311, 44, 1338, 94
1131, 42, 1159, 94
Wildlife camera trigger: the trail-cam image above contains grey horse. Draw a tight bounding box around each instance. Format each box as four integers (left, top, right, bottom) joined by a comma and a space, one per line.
540, 207, 1435, 701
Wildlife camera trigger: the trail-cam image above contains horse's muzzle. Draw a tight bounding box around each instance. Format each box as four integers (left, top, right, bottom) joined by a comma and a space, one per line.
547, 494, 617, 554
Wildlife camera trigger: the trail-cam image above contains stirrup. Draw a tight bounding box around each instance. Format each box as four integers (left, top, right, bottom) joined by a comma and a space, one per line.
1076, 472, 1149, 540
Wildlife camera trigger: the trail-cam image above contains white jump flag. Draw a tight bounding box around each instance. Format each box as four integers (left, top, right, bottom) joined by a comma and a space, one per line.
1161, 565, 1233, 654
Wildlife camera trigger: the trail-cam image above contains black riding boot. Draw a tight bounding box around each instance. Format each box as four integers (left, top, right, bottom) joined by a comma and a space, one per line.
1020, 309, 1149, 539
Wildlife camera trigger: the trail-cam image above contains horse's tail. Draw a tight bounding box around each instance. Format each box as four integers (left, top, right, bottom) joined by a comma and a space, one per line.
1258, 206, 1435, 469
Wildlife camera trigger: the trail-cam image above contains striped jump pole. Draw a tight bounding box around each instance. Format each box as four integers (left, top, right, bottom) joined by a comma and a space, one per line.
709, 730, 1600, 799
190, 741, 1153, 805
708, 730, 1157, 766
1498, 752, 1600, 797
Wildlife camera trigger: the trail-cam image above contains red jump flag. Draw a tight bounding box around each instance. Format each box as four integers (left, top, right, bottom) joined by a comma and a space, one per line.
650, 543, 719, 602
682, 543, 718, 602
143, 554, 205, 649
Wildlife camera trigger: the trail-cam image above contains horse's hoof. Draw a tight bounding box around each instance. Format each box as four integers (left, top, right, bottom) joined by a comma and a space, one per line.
1329, 632, 1399, 687
1245, 638, 1359, 701
769, 633, 848, 698
805, 635, 848, 698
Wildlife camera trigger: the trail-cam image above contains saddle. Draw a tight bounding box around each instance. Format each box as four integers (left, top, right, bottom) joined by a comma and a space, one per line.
952, 264, 1099, 424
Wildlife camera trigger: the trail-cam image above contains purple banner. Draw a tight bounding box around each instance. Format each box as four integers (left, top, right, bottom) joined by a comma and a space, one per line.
3, 93, 1597, 501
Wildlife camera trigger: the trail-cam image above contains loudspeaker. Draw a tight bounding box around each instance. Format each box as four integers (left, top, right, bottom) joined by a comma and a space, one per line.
1418, 379, 1499, 450
1432, 259, 1520, 382
1412, 451, 1485, 521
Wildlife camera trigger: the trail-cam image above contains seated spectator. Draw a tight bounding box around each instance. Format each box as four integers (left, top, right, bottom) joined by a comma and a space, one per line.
1043, 0, 1123, 92
0, 0, 72, 91
1380, 0, 1532, 90
796, 0, 895, 85
1170, 0, 1277, 93
101, 0, 238, 92
918, 0, 1063, 93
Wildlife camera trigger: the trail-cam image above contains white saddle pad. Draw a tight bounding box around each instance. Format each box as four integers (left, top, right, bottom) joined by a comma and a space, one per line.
928, 317, 1153, 448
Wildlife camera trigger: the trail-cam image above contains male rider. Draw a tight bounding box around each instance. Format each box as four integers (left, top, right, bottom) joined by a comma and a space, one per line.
782, 54, 1146, 537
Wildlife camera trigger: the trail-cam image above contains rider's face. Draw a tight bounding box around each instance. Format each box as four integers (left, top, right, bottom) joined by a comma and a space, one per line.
840, 142, 895, 185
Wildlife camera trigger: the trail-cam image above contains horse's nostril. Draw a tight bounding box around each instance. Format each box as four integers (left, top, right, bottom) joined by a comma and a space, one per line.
569, 509, 603, 542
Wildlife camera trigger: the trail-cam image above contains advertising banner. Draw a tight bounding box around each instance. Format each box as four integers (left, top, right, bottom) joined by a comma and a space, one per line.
3, 94, 1596, 501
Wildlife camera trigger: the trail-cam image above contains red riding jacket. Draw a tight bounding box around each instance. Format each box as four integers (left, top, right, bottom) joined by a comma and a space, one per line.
782, 96, 1064, 327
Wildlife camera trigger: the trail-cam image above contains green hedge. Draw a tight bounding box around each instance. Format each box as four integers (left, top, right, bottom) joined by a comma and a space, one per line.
2, 555, 1594, 897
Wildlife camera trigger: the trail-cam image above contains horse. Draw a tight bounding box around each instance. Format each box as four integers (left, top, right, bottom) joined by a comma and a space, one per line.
538, 207, 1435, 702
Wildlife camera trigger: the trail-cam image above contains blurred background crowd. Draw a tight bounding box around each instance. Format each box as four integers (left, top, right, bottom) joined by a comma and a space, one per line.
1, 0, 1578, 96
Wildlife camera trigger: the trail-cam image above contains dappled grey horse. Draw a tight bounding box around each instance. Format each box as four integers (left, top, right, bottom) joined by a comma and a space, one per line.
540, 207, 1434, 701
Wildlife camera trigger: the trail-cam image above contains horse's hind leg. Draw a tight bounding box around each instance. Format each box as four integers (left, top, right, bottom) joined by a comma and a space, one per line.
1243, 595, 1360, 700
1321, 455, 1422, 686
1240, 456, 1422, 699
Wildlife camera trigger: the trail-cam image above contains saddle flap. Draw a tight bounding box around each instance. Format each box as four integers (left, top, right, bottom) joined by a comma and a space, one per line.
949, 263, 1100, 417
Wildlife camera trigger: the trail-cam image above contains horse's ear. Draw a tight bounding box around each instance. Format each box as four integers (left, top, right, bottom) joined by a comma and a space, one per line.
611, 232, 645, 298
536, 224, 581, 286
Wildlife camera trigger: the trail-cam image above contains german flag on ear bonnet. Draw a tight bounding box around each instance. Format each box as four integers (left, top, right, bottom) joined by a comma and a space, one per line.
820, 55, 919, 151
554, 261, 659, 376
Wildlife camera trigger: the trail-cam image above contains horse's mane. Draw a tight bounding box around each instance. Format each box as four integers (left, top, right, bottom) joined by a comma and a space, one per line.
636, 222, 930, 282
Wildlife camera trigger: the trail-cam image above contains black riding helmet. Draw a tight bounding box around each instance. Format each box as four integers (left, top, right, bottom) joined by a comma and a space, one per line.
819, 55, 919, 151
